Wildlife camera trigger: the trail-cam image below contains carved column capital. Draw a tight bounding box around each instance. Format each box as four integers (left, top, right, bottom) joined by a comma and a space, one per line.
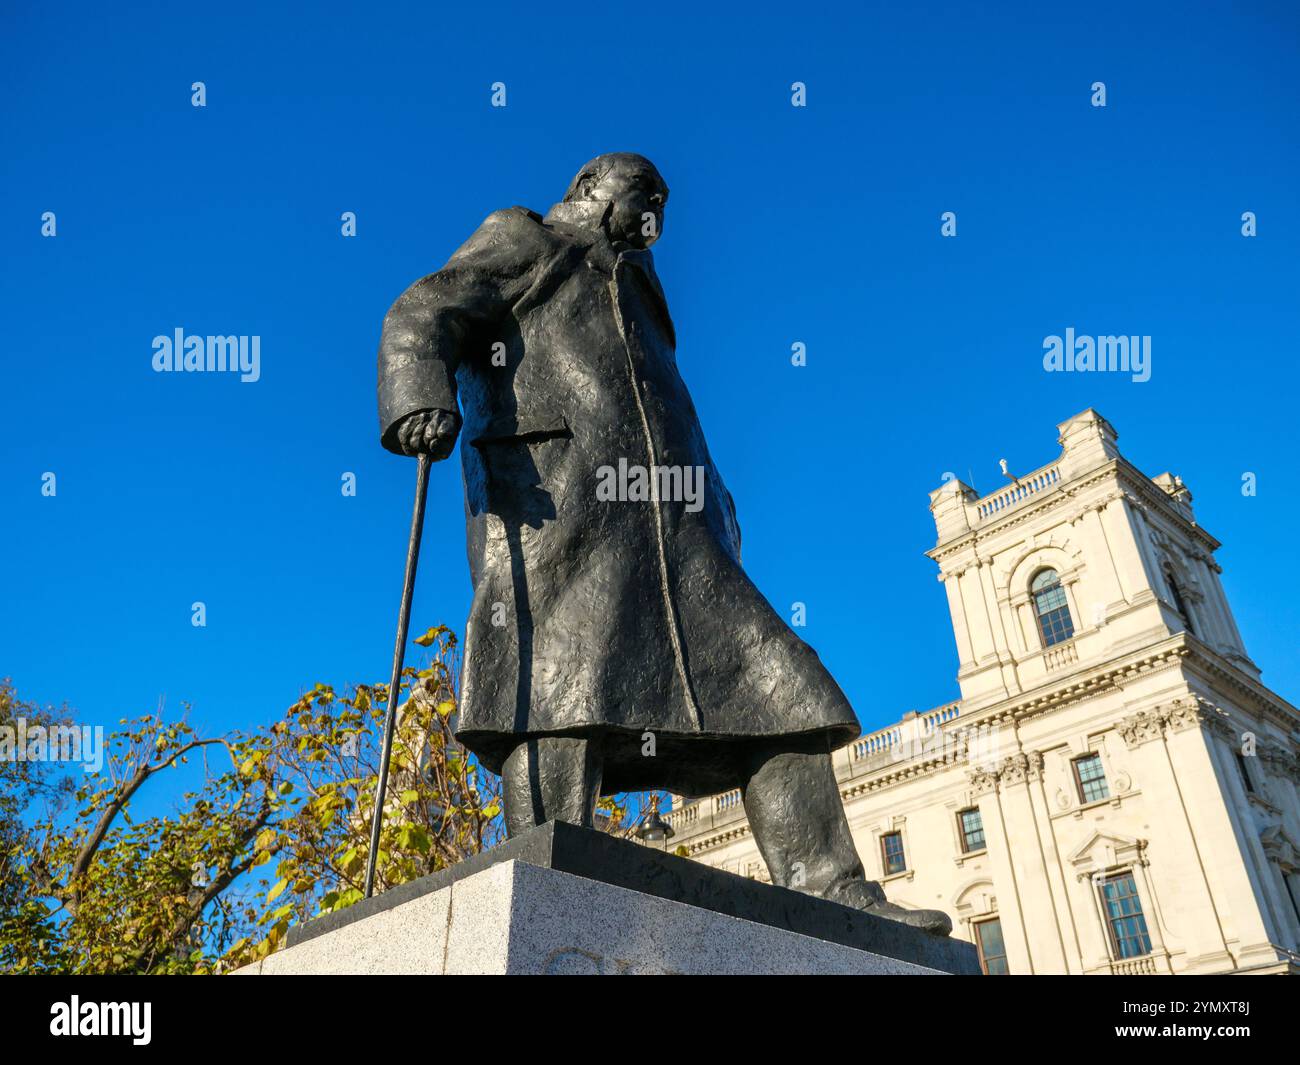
998, 750, 1045, 786
1117, 710, 1167, 750
968, 766, 1000, 797
1162, 696, 1235, 741
1118, 698, 1238, 748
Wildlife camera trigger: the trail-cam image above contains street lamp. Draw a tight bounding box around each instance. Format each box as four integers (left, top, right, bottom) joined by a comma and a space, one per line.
635, 794, 675, 848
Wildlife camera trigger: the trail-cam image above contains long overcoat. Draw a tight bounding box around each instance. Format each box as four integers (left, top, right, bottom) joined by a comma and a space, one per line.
378, 201, 859, 792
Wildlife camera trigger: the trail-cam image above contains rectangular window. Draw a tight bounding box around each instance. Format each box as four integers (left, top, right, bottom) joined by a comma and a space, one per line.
974, 918, 1009, 975
1073, 753, 1110, 804
1235, 753, 1255, 795
1099, 873, 1153, 959
1285, 875, 1300, 930
880, 831, 906, 876
958, 808, 986, 853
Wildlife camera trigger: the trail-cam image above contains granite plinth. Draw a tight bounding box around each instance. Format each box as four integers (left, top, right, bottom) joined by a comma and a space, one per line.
237, 821, 979, 976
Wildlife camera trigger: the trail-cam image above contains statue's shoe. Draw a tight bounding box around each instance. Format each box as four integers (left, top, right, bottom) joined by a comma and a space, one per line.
821, 879, 954, 937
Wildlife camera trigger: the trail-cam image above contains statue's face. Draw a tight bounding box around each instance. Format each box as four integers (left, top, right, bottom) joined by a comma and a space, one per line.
590, 159, 667, 249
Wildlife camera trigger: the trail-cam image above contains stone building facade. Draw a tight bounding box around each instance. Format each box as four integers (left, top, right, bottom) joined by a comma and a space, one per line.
661, 409, 1300, 975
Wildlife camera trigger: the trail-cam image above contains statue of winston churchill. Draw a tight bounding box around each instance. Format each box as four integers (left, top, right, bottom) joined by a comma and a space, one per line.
377, 152, 950, 935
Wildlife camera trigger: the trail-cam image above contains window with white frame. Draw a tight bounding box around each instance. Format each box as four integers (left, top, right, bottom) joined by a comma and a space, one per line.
1031, 568, 1075, 647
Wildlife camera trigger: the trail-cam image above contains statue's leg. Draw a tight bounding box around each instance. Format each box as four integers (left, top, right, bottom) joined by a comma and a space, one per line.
740, 739, 868, 894
741, 739, 952, 936
501, 735, 603, 837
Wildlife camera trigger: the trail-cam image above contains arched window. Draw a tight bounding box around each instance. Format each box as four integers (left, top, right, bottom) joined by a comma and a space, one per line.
1031, 568, 1075, 647
1164, 566, 1194, 635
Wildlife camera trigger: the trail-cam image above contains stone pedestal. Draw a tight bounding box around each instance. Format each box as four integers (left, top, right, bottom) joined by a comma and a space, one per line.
237, 822, 979, 975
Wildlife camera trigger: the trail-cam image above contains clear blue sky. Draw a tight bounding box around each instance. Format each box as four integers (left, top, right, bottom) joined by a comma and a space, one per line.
3, 1, 1297, 790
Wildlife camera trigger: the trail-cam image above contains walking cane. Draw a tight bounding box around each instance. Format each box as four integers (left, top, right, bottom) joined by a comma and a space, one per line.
364, 451, 432, 899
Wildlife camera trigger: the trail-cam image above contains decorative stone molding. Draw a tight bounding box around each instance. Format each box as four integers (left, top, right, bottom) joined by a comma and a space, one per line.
772, 640, 1285, 809
1164, 696, 1235, 741
967, 751, 1045, 793
1257, 740, 1300, 785
675, 824, 751, 857
1117, 709, 1167, 750
929, 467, 1118, 558
1130, 475, 1220, 554
1260, 825, 1300, 873
1001, 538, 1086, 602
951, 877, 997, 920
1000, 751, 1045, 786
1119, 696, 1237, 747
1069, 831, 1150, 883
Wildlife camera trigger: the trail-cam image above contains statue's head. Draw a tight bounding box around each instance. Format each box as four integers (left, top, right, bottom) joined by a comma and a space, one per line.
562, 152, 668, 249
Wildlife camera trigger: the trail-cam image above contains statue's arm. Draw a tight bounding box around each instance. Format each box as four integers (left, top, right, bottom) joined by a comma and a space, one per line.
377, 208, 543, 456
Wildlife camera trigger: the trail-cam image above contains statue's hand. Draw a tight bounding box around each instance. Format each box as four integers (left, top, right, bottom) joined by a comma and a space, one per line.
396, 408, 461, 460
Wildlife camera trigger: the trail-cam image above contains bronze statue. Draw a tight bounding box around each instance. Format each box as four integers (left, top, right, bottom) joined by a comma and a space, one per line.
377, 153, 950, 934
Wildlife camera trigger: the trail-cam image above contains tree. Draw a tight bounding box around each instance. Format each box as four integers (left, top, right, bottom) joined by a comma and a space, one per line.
1, 625, 661, 974
0, 680, 76, 970
1, 627, 501, 973
218, 626, 506, 971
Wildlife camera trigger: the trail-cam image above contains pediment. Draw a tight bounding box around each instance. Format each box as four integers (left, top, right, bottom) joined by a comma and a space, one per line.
951, 876, 996, 916
1068, 830, 1146, 872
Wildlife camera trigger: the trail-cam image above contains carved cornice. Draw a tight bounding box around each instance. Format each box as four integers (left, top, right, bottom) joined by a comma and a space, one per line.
675, 824, 751, 857
930, 457, 1220, 563
1181, 649, 1300, 735
1115, 461, 1221, 552
930, 466, 1119, 562
834, 636, 1296, 805
671, 636, 1298, 854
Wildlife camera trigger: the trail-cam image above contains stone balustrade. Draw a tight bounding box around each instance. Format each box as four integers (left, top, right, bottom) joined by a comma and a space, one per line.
664, 701, 964, 834
974, 463, 1061, 521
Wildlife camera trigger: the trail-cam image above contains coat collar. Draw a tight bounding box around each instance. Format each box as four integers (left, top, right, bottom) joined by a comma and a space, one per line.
543, 199, 611, 229
617, 248, 675, 348
542, 200, 676, 347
